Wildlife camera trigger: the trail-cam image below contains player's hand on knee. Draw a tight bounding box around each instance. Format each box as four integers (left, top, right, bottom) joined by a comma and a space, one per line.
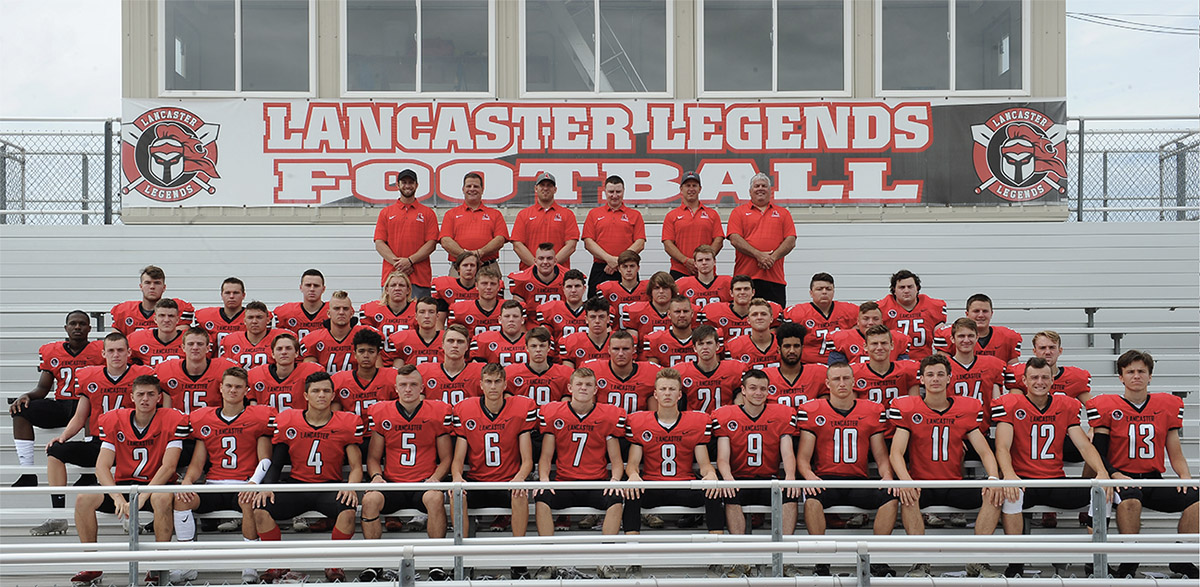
253, 491, 274, 508
9, 395, 30, 414
511, 488, 528, 499
786, 486, 804, 499
114, 500, 130, 520
176, 492, 198, 505
898, 487, 920, 506
337, 490, 358, 507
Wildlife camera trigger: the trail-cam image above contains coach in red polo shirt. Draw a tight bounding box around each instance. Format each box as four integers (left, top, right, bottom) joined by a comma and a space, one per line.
439, 171, 509, 270
511, 172, 579, 270
581, 175, 646, 299
727, 172, 796, 306
662, 170, 724, 279
374, 168, 439, 297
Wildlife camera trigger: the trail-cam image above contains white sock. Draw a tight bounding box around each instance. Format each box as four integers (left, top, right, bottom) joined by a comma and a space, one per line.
15, 439, 35, 466
244, 537, 258, 575
174, 510, 196, 541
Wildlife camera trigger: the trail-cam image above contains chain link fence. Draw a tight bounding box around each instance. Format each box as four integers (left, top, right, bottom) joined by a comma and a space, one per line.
1, 117, 1197, 225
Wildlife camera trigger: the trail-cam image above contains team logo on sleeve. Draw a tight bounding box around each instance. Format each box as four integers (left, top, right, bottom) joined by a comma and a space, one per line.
125, 317, 135, 327
767, 385, 777, 395
465, 419, 477, 431
1014, 408, 1027, 421
597, 379, 608, 389
805, 320, 815, 328
658, 344, 669, 353
465, 316, 475, 325
204, 321, 215, 329
116, 431, 126, 442
525, 284, 535, 292
849, 345, 861, 355
443, 288, 455, 298
285, 427, 298, 439
971, 108, 1067, 202
855, 378, 867, 389
739, 354, 751, 362
121, 108, 220, 202
640, 430, 653, 442
608, 293, 618, 302
887, 310, 897, 318
553, 418, 565, 430
488, 342, 498, 351
166, 378, 179, 389
814, 415, 826, 426
513, 377, 525, 387
683, 377, 694, 387
639, 316, 649, 324
685, 289, 696, 297
553, 315, 563, 324
288, 318, 298, 327
254, 381, 265, 391
1111, 409, 1124, 421
718, 317, 729, 326
50, 358, 60, 367
339, 388, 351, 399
381, 420, 392, 431
88, 382, 100, 393
402, 346, 414, 355
231, 345, 242, 354
574, 349, 586, 358
199, 425, 212, 437
911, 413, 924, 424
426, 379, 437, 389
315, 342, 325, 351
139, 345, 150, 354
726, 420, 739, 431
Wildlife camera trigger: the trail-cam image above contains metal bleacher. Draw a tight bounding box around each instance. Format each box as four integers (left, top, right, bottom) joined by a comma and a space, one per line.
0, 220, 1197, 585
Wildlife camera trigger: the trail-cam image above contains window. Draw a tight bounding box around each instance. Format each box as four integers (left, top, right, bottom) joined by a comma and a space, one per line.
699, 0, 850, 96
162, 0, 314, 94
523, 0, 670, 95
878, 0, 1026, 94
343, 0, 492, 94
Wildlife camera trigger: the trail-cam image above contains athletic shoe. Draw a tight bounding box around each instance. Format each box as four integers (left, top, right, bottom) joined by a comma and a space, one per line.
706, 564, 725, 578
426, 567, 450, 581
71, 570, 103, 585
510, 566, 530, 579
1170, 562, 1200, 579
324, 568, 346, 582
30, 518, 69, 536
726, 564, 752, 578
291, 516, 309, 532
813, 564, 831, 576
870, 564, 896, 577
200, 518, 220, 533
966, 562, 1002, 578
624, 565, 643, 578
275, 571, 308, 584
642, 513, 665, 528
143, 570, 162, 585
384, 517, 405, 532
1004, 563, 1024, 578
782, 564, 803, 577
947, 513, 969, 527
241, 569, 258, 584
217, 518, 241, 532
555, 567, 593, 579
905, 563, 931, 577
750, 513, 766, 528
675, 514, 703, 528
534, 566, 555, 579
554, 515, 571, 531
168, 569, 198, 583
824, 513, 847, 529
846, 513, 868, 528
405, 513, 429, 532
307, 518, 330, 532
596, 565, 619, 579
1040, 512, 1058, 528
488, 515, 511, 532
379, 569, 399, 581
1114, 562, 1139, 578
577, 514, 600, 529
11, 474, 38, 487
923, 513, 945, 528
258, 568, 291, 583
357, 568, 381, 582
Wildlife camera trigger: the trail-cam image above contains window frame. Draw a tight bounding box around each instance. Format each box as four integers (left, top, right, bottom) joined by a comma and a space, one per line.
340, 0, 497, 98
695, 0, 853, 99
519, 0, 675, 98
874, 0, 1031, 97
157, 0, 318, 98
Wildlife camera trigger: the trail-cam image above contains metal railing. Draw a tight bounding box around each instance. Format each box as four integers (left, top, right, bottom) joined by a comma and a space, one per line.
2, 478, 1196, 587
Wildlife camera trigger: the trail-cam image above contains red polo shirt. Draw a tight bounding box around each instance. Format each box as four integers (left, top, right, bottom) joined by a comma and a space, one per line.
661, 204, 724, 275
727, 202, 795, 285
581, 204, 645, 261
439, 203, 509, 264
374, 199, 439, 287
511, 202, 580, 269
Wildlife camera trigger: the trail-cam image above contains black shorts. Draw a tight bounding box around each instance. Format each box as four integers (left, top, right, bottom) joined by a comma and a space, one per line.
1019, 486, 1091, 511
258, 481, 356, 520
11, 398, 77, 429
535, 488, 622, 510
813, 488, 896, 510
725, 478, 800, 506
962, 433, 994, 464
465, 488, 522, 511
194, 487, 248, 515
1115, 471, 1200, 513
46, 437, 102, 466
918, 487, 983, 510
623, 488, 724, 532
96, 480, 161, 514
371, 488, 439, 515
750, 280, 787, 307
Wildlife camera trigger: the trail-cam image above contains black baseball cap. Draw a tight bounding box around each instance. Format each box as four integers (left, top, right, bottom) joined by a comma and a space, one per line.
397, 168, 418, 182
681, 170, 701, 185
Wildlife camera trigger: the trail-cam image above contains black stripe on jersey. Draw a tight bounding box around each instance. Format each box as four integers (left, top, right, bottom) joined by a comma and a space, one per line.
794, 409, 809, 422
974, 411, 984, 423
877, 411, 888, 424
525, 409, 538, 423
174, 424, 191, 439
441, 414, 454, 426
886, 408, 902, 421
991, 405, 1007, 419
1085, 409, 1100, 421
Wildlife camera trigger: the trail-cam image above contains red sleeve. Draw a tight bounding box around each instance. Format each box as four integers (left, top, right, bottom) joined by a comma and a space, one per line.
778, 208, 797, 237
563, 209, 580, 240
632, 211, 646, 241
493, 213, 510, 239
727, 208, 744, 237
373, 207, 390, 241
661, 213, 676, 241
710, 210, 725, 237
510, 210, 528, 241
424, 208, 439, 241
438, 210, 456, 239
581, 209, 598, 240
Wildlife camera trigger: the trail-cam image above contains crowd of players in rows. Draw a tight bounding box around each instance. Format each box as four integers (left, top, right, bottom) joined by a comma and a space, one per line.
8, 258, 1197, 584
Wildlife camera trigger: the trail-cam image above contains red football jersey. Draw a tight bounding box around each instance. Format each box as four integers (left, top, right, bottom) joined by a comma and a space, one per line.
889, 395, 983, 480
471, 331, 528, 366
155, 357, 239, 415
507, 265, 566, 323
784, 301, 858, 364
945, 355, 1006, 433
675, 275, 732, 308
713, 403, 798, 478
852, 360, 920, 407
271, 409, 363, 483
935, 324, 1022, 364
797, 399, 886, 478
247, 362, 325, 412
301, 325, 378, 373
98, 407, 190, 483
447, 300, 503, 338
76, 364, 156, 430
188, 404, 275, 481
559, 332, 612, 367
642, 330, 697, 367
535, 300, 588, 340
367, 399, 454, 483
417, 361, 483, 405
432, 276, 502, 308
875, 294, 947, 361
1005, 364, 1091, 399
111, 299, 195, 336
271, 301, 328, 340
128, 329, 185, 366
583, 359, 659, 414
992, 393, 1082, 479
677, 360, 745, 413
595, 280, 646, 318
506, 362, 573, 406
453, 395, 538, 481
538, 401, 626, 481
38, 339, 104, 400
826, 328, 912, 364
724, 334, 780, 370
193, 307, 246, 354
332, 367, 398, 422
764, 364, 828, 407
219, 329, 293, 368
386, 329, 444, 367
698, 301, 782, 341
620, 301, 676, 344
1086, 393, 1184, 474
625, 410, 713, 481
358, 300, 415, 356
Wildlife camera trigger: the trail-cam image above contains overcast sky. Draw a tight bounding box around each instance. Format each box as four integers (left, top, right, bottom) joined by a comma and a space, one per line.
0, 0, 1196, 123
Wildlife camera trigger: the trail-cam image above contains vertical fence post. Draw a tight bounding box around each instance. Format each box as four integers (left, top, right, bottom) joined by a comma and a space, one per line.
453, 485, 465, 580
0, 144, 7, 226
770, 482, 783, 577
856, 544, 872, 586
1075, 118, 1085, 222
1090, 483, 1108, 576
81, 154, 90, 225
1101, 151, 1108, 222
128, 486, 140, 587
1176, 141, 1187, 221
104, 119, 114, 225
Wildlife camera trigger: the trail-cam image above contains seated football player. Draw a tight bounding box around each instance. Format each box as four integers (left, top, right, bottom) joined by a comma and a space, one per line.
451, 363, 537, 578
1005, 330, 1091, 403
875, 269, 946, 362
536, 269, 589, 340
359, 270, 416, 357
622, 369, 723, 543
595, 250, 646, 317
827, 301, 912, 365
934, 293, 1022, 364
699, 275, 782, 342
71, 375, 188, 586
724, 298, 780, 370
173, 367, 274, 584
301, 291, 375, 373
507, 243, 567, 326
677, 325, 743, 414
714, 369, 799, 536
944, 317, 1006, 468
127, 298, 185, 366
889, 355, 1004, 578
417, 325, 482, 406
582, 330, 659, 414
272, 269, 329, 340
193, 277, 248, 355
386, 296, 443, 367
219, 301, 292, 369
994, 357, 1110, 578
620, 271, 679, 347
643, 295, 698, 367
560, 297, 614, 368
433, 251, 484, 328
471, 301, 529, 366
331, 329, 398, 439
674, 245, 731, 308
783, 273, 858, 365
110, 264, 194, 336
1087, 350, 1198, 579
507, 327, 573, 407
850, 325, 919, 411
763, 322, 828, 408
448, 263, 505, 337
155, 326, 238, 417
797, 362, 898, 577
252, 371, 363, 583
247, 333, 324, 412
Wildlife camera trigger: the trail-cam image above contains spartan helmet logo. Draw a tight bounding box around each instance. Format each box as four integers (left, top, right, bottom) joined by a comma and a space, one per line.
971, 108, 1067, 202
122, 109, 221, 202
